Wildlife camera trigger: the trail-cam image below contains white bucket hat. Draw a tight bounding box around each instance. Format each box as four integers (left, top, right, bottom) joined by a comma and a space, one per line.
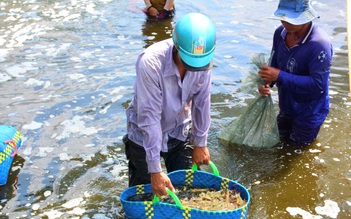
269, 0, 320, 25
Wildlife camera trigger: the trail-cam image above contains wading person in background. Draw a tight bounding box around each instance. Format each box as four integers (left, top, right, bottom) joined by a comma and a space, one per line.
123, 13, 216, 197
258, 0, 333, 147
142, 0, 175, 19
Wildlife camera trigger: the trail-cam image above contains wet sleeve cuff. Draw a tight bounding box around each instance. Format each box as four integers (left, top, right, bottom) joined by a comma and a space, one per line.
190, 135, 207, 147
147, 160, 162, 173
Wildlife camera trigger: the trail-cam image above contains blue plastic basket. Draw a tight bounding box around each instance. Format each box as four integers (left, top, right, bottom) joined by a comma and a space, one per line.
0, 125, 22, 186
120, 162, 250, 219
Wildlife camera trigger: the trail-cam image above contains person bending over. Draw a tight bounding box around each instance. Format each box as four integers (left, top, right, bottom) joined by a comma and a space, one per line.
124, 13, 216, 197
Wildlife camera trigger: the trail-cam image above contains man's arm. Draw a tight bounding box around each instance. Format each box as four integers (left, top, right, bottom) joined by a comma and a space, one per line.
190, 71, 212, 166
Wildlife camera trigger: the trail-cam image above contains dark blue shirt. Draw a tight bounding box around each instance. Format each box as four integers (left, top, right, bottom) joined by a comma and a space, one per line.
271, 23, 333, 127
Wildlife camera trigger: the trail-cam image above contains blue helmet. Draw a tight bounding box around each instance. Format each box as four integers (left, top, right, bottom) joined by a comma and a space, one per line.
172, 13, 216, 70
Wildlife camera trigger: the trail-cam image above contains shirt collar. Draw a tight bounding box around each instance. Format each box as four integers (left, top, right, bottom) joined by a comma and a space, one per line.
163, 45, 178, 77
280, 22, 314, 45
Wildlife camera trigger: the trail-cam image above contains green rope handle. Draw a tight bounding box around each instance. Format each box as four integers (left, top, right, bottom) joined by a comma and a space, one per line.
153, 188, 183, 208
191, 161, 219, 176
152, 161, 219, 208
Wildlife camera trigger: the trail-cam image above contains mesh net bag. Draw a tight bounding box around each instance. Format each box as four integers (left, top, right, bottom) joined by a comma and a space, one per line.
218, 53, 280, 148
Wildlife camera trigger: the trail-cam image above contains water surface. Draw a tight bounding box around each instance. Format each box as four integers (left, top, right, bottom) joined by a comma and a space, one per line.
0, 0, 350, 218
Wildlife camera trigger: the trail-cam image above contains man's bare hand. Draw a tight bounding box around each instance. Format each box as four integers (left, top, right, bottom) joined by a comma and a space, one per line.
192, 146, 210, 166
148, 7, 159, 17
258, 83, 271, 97
151, 172, 174, 197
259, 65, 280, 82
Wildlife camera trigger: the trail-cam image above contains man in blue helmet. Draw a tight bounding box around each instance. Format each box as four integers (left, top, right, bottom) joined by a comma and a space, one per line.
123, 13, 216, 197
258, 0, 333, 146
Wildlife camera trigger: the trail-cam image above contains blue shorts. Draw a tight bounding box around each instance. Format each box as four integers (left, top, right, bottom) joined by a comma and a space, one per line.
277, 113, 322, 146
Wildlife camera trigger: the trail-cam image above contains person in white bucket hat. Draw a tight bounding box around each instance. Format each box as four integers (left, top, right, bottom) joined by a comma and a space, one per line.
269, 0, 319, 25
258, 0, 333, 146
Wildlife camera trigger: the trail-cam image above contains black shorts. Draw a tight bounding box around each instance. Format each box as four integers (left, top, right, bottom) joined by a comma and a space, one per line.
123, 134, 194, 187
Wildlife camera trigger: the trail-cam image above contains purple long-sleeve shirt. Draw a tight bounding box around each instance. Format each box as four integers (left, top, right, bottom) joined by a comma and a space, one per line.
271, 23, 333, 127
126, 38, 211, 173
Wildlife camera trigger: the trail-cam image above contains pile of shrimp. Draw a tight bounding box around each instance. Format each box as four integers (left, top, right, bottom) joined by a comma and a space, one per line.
163, 186, 246, 211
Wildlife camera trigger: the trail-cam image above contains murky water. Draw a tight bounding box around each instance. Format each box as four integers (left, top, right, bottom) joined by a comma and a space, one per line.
0, 0, 350, 218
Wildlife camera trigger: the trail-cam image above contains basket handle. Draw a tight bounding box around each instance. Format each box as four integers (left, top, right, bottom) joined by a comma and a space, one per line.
191, 161, 219, 176
5, 140, 18, 157
153, 188, 183, 208
152, 161, 219, 208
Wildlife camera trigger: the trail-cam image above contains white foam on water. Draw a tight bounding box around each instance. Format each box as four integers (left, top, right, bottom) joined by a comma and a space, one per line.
314, 156, 325, 163
70, 57, 82, 62
67, 207, 86, 216
315, 200, 340, 219
25, 78, 44, 86
0, 49, 8, 61
5, 65, 27, 77
44, 43, 71, 57
91, 214, 111, 219
104, 157, 114, 165
86, 3, 100, 15
40, 94, 53, 101
63, 14, 81, 22
44, 191, 52, 197
11, 165, 21, 171
11, 95, 24, 101
23, 121, 43, 130
79, 51, 93, 58
69, 73, 87, 81
110, 86, 126, 95
247, 34, 258, 40
4, 15, 17, 22
287, 199, 340, 219
286, 207, 322, 219
309, 149, 322, 153
329, 90, 338, 95
42, 210, 64, 219
32, 203, 40, 211
22, 147, 32, 156
57, 10, 70, 17
110, 164, 128, 179
58, 153, 71, 161
38, 147, 55, 157
84, 144, 95, 148
99, 105, 110, 114
80, 153, 95, 162
55, 115, 101, 140
117, 35, 127, 40
0, 73, 11, 82
62, 197, 83, 209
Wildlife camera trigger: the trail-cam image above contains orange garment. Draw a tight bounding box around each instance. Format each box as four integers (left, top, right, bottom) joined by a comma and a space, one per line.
151, 0, 174, 12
